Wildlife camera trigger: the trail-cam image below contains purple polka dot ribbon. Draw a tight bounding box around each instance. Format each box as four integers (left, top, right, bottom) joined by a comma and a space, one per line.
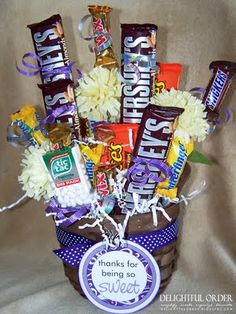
54, 219, 178, 268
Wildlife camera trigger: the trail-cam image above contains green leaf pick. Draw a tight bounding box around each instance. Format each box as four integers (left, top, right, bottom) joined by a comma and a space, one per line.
188, 150, 212, 165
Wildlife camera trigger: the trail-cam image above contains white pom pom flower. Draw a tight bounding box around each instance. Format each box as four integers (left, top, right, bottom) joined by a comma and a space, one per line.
151, 89, 209, 142
18, 142, 55, 201
75, 66, 121, 122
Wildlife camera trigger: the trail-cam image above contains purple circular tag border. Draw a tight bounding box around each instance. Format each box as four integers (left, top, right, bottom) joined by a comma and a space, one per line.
79, 241, 160, 313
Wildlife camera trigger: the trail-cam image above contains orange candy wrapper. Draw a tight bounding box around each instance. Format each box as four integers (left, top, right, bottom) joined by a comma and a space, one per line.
94, 123, 139, 169
155, 63, 182, 93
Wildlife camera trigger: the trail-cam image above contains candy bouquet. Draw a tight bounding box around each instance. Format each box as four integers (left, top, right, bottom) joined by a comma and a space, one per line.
2, 5, 236, 314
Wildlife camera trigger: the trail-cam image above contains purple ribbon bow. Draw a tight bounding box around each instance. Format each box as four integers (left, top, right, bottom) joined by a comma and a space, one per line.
40, 104, 77, 127
54, 219, 178, 268
16, 52, 74, 79
189, 87, 232, 131
127, 157, 172, 187
46, 198, 91, 228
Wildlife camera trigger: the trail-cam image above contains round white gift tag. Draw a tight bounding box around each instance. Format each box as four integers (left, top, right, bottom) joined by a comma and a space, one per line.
79, 240, 160, 313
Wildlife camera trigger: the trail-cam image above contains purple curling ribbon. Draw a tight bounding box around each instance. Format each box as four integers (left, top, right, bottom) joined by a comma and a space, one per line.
215, 107, 231, 126
189, 87, 206, 100
76, 68, 83, 81
190, 87, 232, 131
16, 52, 42, 76
127, 157, 172, 187
16, 52, 74, 79
40, 104, 77, 126
46, 199, 91, 228
54, 219, 178, 267
209, 107, 232, 134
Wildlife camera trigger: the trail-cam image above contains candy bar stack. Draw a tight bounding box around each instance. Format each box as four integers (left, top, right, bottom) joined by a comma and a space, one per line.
7, 4, 236, 313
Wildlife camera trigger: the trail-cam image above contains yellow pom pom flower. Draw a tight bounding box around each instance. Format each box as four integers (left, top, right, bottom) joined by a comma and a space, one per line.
151, 89, 209, 142
18, 142, 55, 201
75, 66, 121, 122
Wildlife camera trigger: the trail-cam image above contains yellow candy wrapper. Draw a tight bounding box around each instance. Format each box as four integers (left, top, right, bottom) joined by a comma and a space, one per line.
156, 136, 194, 199
11, 104, 47, 145
80, 143, 104, 165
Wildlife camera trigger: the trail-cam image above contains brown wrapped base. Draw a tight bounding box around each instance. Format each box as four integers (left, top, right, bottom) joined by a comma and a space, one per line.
57, 164, 190, 297
59, 203, 179, 296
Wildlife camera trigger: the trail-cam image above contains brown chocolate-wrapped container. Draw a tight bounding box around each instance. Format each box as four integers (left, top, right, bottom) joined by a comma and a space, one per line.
121, 23, 158, 124
56, 163, 190, 296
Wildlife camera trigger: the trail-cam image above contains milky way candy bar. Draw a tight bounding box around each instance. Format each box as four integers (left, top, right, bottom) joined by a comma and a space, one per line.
202, 61, 236, 121
121, 24, 158, 124
38, 79, 81, 140
28, 14, 72, 84
123, 104, 183, 212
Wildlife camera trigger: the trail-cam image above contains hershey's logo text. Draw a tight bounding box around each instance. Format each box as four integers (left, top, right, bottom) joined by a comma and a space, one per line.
33, 28, 70, 83
125, 118, 171, 210
45, 92, 68, 108
122, 36, 151, 123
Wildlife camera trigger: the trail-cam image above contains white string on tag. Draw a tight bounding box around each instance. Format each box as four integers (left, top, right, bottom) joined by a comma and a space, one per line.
0, 193, 28, 213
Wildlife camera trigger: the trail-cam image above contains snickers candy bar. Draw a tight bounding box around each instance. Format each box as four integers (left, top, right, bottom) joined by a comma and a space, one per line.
28, 14, 72, 84
202, 60, 236, 121
124, 104, 183, 212
38, 79, 81, 140
88, 5, 118, 69
121, 23, 158, 124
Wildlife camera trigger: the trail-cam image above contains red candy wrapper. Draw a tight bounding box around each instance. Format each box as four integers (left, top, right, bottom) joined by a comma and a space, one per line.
94, 123, 139, 170
155, 63, 182, 93
27, 14, 72, 84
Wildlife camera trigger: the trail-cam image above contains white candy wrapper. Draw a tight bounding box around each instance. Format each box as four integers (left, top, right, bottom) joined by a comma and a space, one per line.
42, 145, 93, 207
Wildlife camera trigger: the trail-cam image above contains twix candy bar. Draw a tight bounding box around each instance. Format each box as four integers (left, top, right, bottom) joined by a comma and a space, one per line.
93, 164, 117, 197
88, 5, 118, 69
